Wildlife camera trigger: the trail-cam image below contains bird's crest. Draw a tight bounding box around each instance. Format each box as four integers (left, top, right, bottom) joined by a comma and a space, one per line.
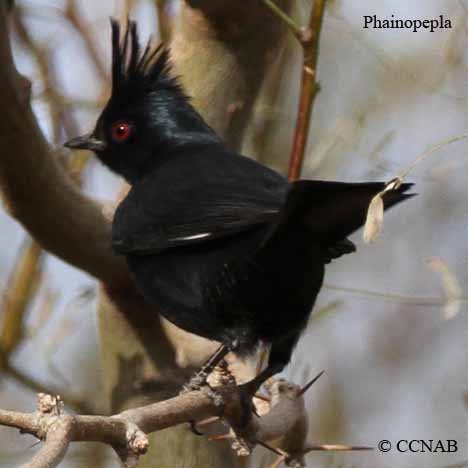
110, 18, 179, 97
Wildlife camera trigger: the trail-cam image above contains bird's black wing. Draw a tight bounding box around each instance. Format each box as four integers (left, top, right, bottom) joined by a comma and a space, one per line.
112, 149, 289, 255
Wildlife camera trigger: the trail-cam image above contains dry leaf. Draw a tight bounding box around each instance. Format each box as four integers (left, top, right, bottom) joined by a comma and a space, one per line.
363, 193, 384, 243
363, 178, 403, 243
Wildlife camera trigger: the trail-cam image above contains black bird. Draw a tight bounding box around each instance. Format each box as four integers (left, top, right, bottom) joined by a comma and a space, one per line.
65, 20, 413, 407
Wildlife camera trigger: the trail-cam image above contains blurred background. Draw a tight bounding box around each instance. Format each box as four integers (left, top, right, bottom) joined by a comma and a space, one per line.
0, 0, 467, 467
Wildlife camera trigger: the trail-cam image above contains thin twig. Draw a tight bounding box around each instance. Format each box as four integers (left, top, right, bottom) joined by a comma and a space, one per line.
261, 0, 302, 36
324, 283, 468, 307
288, 0, 327, 180
398, 133, 468, 180
0, 240, 43, 366
262, 0, 328, 180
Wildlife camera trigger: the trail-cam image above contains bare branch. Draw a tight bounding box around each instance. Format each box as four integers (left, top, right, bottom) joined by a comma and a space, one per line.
23, 418, 73, 468
261, 0, 328, 180
0, 375, 341, 468
324, 283, 468, 307
288, 0, 327, 180
0, 388, 224, 467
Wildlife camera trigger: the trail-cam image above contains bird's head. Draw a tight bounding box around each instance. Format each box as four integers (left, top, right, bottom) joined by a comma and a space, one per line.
65, 19, 218, 183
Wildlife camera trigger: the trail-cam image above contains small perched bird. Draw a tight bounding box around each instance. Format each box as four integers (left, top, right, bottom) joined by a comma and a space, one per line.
65, 20, 413, 408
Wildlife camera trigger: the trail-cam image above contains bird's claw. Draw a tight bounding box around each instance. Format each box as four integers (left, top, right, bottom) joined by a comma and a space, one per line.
182, 344, 230, 394
188, 420, 204, 436
182, 370, 210, 393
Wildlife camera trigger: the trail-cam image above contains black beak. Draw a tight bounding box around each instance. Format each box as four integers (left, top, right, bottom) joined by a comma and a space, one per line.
64, 133, 106, 152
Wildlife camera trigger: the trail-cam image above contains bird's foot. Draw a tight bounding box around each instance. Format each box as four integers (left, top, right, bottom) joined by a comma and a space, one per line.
181, 344, 230, 394
182, 345, 232, 436
185, 378, 228, 436
184, 380, 226, 436
182, 370, 210, 393
183, 371, 225, 435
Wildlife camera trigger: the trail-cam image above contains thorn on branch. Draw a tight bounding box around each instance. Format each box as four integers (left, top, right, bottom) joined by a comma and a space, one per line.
298, 369, 325, 396
0, 371, 372, 468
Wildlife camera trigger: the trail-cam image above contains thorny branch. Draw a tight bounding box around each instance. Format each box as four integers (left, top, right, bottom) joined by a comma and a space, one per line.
262, 0, 327, 180
0, 373, 370, 468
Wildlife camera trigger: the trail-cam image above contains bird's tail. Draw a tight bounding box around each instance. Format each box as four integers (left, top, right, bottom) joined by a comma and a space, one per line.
275, 179, 415, 245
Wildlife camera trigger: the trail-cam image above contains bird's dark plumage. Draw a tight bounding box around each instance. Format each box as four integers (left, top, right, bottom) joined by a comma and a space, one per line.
65, 20, 414, 396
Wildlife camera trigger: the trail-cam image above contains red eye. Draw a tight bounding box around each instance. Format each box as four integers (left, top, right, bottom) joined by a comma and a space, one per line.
111, 121, 132, 143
